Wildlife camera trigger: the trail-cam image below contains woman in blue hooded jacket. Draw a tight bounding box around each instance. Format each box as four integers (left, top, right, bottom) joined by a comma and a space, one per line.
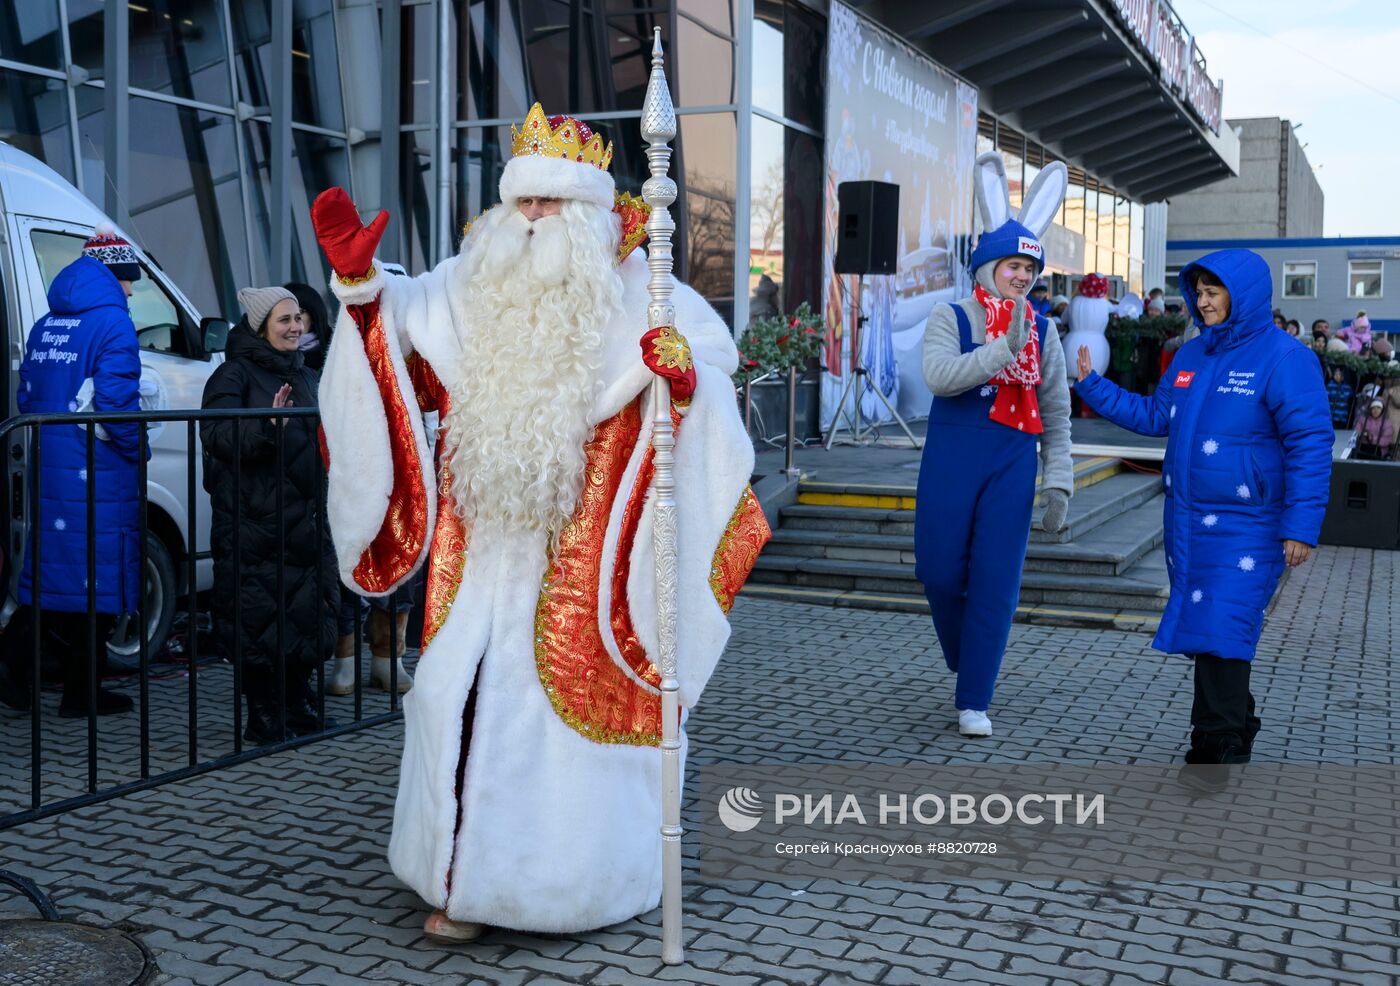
1074, 249, 1332, 765
0, 230, 146, 717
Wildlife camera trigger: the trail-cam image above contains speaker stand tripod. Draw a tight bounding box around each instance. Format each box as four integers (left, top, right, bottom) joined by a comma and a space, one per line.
823, 275, 922, 450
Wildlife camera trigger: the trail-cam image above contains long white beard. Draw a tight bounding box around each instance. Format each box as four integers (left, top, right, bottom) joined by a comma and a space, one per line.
444, 201, 624, 538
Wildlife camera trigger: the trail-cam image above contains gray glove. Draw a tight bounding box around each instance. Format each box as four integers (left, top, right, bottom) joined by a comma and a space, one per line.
999, 300, 1030, 360
1040, 488, 1069, 534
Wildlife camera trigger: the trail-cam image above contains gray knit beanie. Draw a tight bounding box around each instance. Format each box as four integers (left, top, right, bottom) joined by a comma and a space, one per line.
238, 286, 298, 334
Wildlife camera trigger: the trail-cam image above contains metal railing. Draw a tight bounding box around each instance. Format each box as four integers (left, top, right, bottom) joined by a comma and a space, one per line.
1, 406, 409, 829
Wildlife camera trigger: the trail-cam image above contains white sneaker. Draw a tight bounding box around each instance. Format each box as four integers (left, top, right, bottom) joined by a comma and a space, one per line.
327, 657, 357, 696
958, 709, 993, 737
371, 656, 413, 693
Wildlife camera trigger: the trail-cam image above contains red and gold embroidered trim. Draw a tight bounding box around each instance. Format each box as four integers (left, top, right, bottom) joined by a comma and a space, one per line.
351, 304, 430, 594
336, 265, 377, 287
608, 404, 683, 689
649, 325, 693, 373
710, 487, 770, 613
421, 392, 469, 650
535, 399, 663, 746
615, 192, 650, 264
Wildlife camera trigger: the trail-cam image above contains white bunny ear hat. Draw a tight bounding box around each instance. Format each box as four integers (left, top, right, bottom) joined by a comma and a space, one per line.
969, 150, 1068, 281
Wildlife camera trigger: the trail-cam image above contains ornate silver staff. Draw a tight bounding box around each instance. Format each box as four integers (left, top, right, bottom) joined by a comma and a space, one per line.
640, 27, 683, 966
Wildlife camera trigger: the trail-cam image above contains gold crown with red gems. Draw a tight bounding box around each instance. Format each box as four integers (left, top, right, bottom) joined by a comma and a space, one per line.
510, 103, 614, 172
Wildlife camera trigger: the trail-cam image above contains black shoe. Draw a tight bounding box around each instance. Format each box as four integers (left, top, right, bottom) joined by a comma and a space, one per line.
1177, 763, 1231, 795
244, 712, 287, 745
286, 699, 338, 737
0, 664, 31, 713
1184, 733, 1252, 766
283, 674, 337, 737
58, 686, 133, 718
243, 684, 287, 745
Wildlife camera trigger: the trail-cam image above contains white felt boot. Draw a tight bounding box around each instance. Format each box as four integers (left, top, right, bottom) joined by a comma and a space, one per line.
371, 656, 413, 693
327, 657, 357, 696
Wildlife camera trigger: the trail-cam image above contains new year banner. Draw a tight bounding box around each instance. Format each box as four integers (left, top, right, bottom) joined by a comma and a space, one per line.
821, 2, 978, 428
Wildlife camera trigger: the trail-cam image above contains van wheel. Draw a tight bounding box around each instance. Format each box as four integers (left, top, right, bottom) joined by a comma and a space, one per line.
106, 533, 178, 669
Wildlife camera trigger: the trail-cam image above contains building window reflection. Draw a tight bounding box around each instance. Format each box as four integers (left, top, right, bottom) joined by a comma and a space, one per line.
0, 68, 75, 183
750, 114, 785, 302
76, 89, 250, 318
678, 112, 736, 321
240, 120, 349, 290
0, 1, 65, 69
130, 0, 232, 107
231, 0, 346, 131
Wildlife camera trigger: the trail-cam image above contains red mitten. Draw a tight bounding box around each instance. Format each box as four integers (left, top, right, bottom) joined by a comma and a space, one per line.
312, 187, 389, 280
640, 325, 697, 402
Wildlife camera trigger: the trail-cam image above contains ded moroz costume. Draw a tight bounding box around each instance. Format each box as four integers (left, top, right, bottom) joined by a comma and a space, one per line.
312, 102, 769, 936
914, 152, 1074, 739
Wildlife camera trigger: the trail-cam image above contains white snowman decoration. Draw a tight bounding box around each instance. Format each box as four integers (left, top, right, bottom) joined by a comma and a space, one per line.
1063, 271, 1111, 380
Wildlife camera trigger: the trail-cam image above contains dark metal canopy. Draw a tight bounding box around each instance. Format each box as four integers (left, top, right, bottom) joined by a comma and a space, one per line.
851, 0, 1238, 202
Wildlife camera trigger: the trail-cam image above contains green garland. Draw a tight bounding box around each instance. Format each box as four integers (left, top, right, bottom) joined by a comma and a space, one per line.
1105, 314, 1189, 342
1322, 351, 1400, 378
1104, 317, 1399, 378
735, 301, 825, 385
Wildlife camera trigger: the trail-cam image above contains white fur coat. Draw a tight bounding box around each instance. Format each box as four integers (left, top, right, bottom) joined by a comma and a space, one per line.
318, 249, 753, 932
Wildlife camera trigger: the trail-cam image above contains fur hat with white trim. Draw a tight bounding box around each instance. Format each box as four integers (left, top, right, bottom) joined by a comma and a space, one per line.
498, 103, 615, 209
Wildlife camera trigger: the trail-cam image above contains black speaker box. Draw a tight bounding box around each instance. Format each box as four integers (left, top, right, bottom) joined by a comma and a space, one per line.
834, 180, 899, 275
1319, 460, 1400, 549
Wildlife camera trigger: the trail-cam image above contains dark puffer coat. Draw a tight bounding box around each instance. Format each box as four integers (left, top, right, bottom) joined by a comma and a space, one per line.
200, 321, 336, 674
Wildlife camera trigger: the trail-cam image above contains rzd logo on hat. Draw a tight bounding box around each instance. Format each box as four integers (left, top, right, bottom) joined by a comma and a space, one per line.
1017, 236, 1043, 259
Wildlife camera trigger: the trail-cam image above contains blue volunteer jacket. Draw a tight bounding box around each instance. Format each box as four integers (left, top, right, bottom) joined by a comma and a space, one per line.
17, 256, 143, 614
1076, 249, 1333, 661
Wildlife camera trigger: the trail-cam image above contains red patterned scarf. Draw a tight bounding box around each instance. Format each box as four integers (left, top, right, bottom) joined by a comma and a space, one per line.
974, 284, 1043, 435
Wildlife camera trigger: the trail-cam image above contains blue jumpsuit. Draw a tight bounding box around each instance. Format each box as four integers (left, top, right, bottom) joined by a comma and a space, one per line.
914, 306, 1047, 711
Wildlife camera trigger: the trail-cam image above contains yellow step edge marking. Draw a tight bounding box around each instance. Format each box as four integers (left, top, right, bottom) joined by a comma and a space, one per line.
797, 492, 918, 509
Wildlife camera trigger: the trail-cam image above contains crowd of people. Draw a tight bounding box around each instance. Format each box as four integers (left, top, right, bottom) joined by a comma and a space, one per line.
0, 231, 416, 742
1032, 269, 1399, 460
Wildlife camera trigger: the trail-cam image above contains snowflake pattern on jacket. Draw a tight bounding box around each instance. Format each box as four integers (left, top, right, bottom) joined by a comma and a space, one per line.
1075, 249, 1333, 662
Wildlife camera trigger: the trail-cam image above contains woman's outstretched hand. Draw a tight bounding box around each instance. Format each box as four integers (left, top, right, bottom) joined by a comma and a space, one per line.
1076, 345, 1093, 382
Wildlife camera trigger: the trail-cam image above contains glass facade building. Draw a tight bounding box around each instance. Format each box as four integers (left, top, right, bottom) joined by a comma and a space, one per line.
1, 0, 1169, 330
0, 0, 826, 331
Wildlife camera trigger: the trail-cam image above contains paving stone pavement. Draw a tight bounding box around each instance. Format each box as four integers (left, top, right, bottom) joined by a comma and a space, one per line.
1, 545, 1397, 985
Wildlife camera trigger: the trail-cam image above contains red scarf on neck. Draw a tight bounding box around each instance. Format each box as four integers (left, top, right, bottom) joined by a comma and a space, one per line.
974, 284, 1043, 434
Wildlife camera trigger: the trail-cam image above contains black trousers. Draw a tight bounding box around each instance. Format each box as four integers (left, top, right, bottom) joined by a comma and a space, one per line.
1, 607, 117, 694
1189, 653, 1261, 761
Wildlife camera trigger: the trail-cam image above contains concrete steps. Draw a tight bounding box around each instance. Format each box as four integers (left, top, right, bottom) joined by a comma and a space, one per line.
738, 583, 1165, 633
748, 550, 1170, 611
741, 457, 1170, 632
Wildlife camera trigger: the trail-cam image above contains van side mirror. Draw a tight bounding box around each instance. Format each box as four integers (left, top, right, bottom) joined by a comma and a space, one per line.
201, 316, 232, 354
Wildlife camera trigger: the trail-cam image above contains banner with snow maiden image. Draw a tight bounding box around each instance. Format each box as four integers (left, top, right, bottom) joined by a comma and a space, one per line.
821, 1, 978, 429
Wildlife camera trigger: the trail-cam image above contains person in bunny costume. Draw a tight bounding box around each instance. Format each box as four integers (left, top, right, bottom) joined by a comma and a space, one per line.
914, 152, 1074, 739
